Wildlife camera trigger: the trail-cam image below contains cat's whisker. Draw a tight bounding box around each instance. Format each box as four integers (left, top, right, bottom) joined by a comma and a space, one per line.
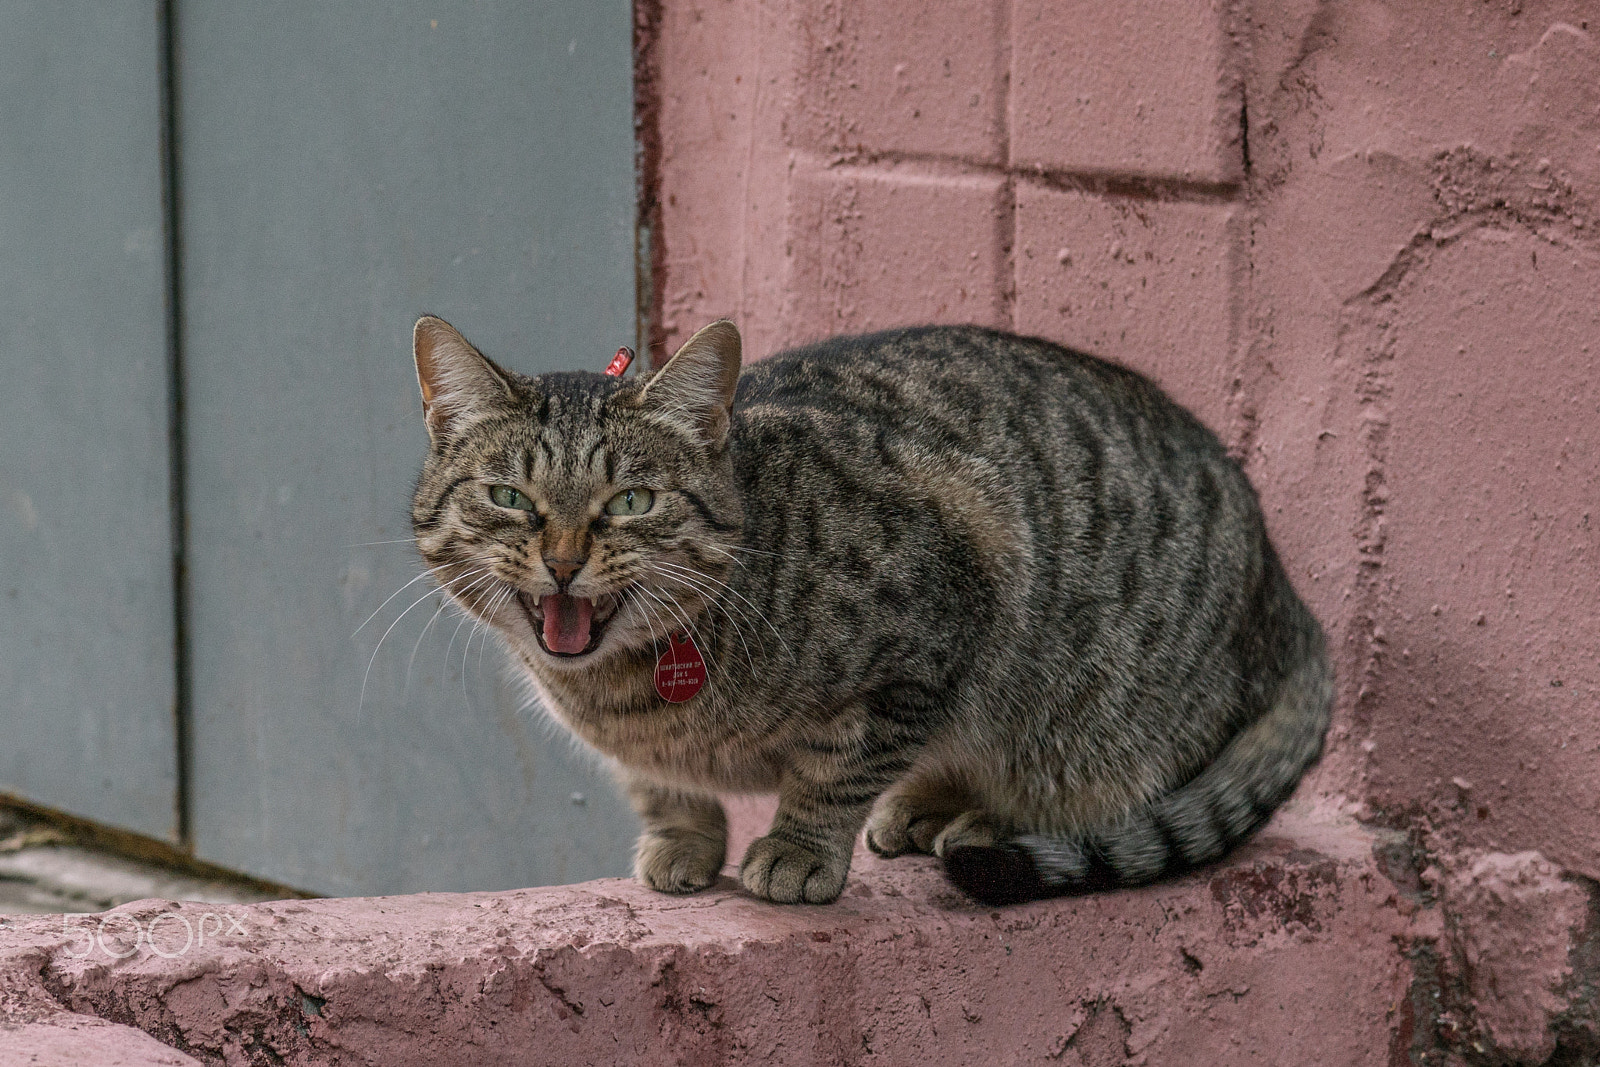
700, 540, 785, 563
639, 583, 720, 678
639, 560, 749, 635
688, 583, 759, 673
628, 583, 683, 645
700, 541, 763, 559
652, 559, 764, 627
353, 568, 437, 639
422, 563, 505, 622
632, 585, 706, 667
652, 574, 755, 672
406, 593, 457, 691
649, 557, 792, 660
443, 607, 475, 683
459, 620, 480, 710
640, 562, 758, 671
406, 568, 502, 689
632, 582, 712, 673
366, 563, 496, 671
358, 551, 502, 642
461, 585, 507, 674
621, 585, 667, 645
474, 585, 518, 678
459, 603, 495, 713
616, 586, 649, 640
359, 565, 500, 713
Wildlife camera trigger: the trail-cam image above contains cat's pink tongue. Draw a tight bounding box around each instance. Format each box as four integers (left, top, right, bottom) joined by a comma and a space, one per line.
541, 593, 594, 654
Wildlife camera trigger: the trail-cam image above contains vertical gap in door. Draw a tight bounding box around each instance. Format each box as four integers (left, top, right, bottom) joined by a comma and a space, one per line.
157, 0, 193, 850
633, 0, 666, 367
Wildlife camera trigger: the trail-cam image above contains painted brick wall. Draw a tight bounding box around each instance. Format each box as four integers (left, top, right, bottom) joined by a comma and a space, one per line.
649, 0, 1600, 890
649, 7, 1600, 1053
651, 0, 1247, 440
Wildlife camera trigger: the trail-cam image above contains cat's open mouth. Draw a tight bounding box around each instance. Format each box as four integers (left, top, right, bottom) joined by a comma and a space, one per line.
520, 590, 623, 657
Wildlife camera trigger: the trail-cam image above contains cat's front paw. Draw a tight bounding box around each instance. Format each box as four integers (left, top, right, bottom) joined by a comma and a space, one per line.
740, 834, 849, 903
635, 829, 726, 895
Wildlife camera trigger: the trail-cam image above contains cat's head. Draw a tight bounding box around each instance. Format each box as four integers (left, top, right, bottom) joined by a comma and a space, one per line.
410, 316, 744, 670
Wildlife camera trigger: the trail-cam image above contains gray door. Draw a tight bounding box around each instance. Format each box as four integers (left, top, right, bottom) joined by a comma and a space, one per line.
0, 2, 178, 841
1, 1, 638, 897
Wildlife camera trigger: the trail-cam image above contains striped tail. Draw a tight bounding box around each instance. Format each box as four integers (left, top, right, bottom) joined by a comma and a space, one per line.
943, 646, 1333, 906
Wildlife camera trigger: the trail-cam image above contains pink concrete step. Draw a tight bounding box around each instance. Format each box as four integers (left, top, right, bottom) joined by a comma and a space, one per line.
0, 807, 1420, 1066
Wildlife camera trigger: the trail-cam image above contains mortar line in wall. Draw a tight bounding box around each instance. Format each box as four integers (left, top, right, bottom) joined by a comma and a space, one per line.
804, 149, 1241, 205
1224, 44, 1258, 463
811, 152, 1007, 186
1223, 201, 1258, 462
997, 0, 1015, 328
736, 0, 772, 346
998, 171, 1017, 330
1012, 166, 1240, 204
997, 0, 1013, 173
156, 0, 194, 850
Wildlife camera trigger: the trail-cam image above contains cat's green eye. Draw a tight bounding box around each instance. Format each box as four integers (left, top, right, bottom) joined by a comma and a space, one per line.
489, 484, 535, 511
604, 487, 655, 517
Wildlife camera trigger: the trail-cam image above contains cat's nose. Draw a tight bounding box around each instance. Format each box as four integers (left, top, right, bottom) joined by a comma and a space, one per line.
542, 526, 591, 588
544, 556, 586, 586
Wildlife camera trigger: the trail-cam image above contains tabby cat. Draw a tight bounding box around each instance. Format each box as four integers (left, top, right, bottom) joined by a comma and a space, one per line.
409, 315, 1331, 905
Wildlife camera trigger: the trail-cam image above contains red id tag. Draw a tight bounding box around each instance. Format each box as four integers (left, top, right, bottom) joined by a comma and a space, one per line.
654, 630, 706, 702
604, 346, 634, 377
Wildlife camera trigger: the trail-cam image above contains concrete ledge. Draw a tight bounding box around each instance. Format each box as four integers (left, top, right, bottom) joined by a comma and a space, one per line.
0, 808, 1427, 1066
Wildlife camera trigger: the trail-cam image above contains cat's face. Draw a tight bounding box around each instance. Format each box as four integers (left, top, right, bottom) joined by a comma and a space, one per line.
410, 318, 743, 671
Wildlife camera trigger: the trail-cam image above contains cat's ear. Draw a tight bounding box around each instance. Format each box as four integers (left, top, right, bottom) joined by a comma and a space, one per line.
413, 316, 516, 441
639, 319, 742, 447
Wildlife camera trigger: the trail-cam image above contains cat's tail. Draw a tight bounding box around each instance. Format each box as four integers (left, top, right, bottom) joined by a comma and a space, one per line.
943, 640, 1334, 906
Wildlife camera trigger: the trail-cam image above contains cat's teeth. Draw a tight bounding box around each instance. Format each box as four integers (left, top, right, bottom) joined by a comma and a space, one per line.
593, 592, 622, 622
517, 591, 545, 621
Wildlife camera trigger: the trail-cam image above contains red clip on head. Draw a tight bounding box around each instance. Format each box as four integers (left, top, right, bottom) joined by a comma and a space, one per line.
604, 346, 635, 377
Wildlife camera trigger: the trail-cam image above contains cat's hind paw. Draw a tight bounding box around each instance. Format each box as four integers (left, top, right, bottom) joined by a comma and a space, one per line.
864, 804, 953, 858
931, 810, 1001, 857
740, 833, 849, 904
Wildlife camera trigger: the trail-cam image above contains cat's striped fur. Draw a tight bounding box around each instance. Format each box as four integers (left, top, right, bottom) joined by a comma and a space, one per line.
410, 316, 1332, 905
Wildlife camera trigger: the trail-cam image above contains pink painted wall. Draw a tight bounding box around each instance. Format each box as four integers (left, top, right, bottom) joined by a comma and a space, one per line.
649, 0, 1600, 882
